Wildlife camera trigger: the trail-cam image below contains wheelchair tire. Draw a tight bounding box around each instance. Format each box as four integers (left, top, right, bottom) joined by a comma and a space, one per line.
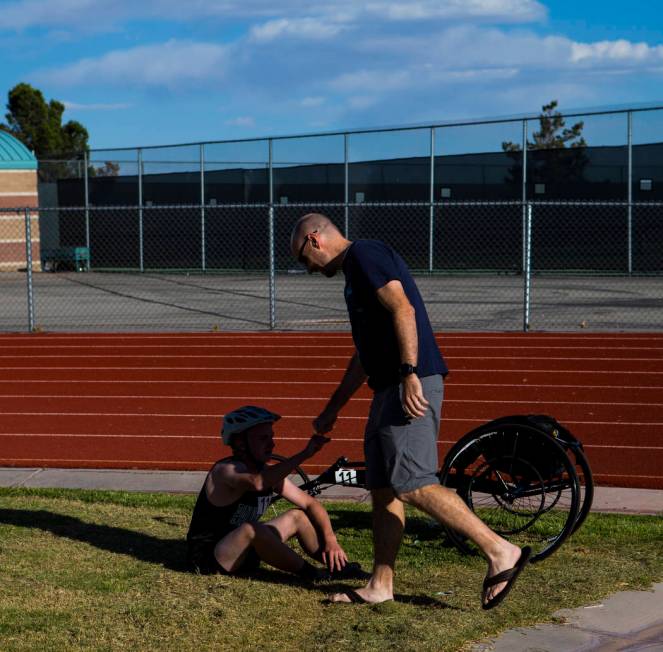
439, 420, 581, 563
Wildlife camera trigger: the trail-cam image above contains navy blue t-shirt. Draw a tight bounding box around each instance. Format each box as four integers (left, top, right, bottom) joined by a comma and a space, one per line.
342, 240, 448, 390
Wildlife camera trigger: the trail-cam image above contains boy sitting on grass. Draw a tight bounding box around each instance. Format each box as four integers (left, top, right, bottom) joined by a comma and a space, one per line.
187, 405, 366, 582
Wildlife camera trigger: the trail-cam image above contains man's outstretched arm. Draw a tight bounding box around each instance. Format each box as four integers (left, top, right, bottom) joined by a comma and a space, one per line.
313, 352, 366, 435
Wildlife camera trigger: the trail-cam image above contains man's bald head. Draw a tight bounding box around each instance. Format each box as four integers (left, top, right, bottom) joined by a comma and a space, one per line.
291, 213, 340, 247
290, 212, 351, 277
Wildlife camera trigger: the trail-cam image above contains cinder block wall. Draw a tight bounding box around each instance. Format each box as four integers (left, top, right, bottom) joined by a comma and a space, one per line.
0, 170, 39, 271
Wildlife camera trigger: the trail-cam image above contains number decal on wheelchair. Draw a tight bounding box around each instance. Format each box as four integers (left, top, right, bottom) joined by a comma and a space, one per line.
335, 469, 358, 485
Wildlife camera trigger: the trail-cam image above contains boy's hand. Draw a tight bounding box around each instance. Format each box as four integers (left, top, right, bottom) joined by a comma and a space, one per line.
321, 536, 348, 572
313, 408, 338, 435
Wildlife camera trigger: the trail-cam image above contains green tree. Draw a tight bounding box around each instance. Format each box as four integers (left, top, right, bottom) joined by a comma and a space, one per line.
2, 83, 89, 180
502, 100, 588, 191
503, 100, 586, 151
91, 161, 121, 177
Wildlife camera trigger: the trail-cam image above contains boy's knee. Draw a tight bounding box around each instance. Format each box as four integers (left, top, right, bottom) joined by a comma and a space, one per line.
289, 508, 307, 524
237, 522, 258, 540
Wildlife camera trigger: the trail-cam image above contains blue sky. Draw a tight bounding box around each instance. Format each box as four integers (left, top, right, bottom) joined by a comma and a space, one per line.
1, 0, 663, 151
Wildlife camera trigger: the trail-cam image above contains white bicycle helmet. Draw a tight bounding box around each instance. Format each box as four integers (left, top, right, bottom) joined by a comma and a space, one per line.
221, 405, 281, 445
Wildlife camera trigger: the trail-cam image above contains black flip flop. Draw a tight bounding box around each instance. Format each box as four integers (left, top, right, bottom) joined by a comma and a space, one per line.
482, 546, 532, 610
328, 588, 369, 604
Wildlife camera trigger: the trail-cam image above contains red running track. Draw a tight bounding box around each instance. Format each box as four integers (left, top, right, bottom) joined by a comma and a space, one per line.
0, 332, 662, 490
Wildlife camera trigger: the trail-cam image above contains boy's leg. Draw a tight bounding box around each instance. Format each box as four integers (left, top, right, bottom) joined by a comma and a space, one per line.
214, 521, 307, 574
266, 508, 322, 559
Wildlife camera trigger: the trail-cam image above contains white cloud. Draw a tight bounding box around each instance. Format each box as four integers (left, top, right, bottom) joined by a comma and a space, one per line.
347, 95, 378, 109
225, 116, 255, 126
15, 0, 663, 140
570, 39, 663, 64
0, 0, 100, 31
367, 0, 546, 22
250, 17, 347, 42
0, 0, 546, 32
300, 96, 325, 107
36, 40, 229, 89
330, 69, 411, 93
442, 67, 519, 81
64, 101, 131, 111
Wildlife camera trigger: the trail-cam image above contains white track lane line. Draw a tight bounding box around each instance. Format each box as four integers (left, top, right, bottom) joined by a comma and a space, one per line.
3, 343, 663, 351
0, 433, 364, 441
1, 380, 662, 390
2, 367, 663, 374
1, 354, 662, 361
0, 395, 660, 408
2, 412, 663, 425
1, 333, 661, 339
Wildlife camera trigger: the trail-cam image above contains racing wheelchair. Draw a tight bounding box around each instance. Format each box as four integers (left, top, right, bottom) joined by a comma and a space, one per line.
266, 414, 593, 563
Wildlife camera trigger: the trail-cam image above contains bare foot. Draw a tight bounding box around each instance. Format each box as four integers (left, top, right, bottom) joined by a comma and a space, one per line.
483, 542, 523, 605
328, 585, 393, 604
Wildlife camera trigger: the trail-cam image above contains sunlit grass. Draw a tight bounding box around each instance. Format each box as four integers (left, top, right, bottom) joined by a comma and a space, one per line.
0, 488, 661, 652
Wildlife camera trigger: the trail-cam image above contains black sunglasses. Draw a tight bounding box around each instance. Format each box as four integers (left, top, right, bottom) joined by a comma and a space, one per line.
297, 236, 310, 264
297, 231, 317, 264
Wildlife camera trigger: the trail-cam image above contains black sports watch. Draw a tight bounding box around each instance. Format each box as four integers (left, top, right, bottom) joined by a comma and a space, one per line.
399, 363, 418, 378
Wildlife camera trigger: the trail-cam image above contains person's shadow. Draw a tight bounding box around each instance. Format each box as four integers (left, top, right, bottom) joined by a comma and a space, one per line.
0, 508, 461, 608
0, 508, 189, 572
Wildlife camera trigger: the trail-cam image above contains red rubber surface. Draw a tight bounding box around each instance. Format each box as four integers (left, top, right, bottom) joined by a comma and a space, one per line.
0, 332, 661, 489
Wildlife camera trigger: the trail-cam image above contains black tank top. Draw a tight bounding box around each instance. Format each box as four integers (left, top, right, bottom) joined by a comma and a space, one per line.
186, 459, 275, 550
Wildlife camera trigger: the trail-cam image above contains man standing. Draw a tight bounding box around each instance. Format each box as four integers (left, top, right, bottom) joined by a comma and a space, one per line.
290, 214, 530, 609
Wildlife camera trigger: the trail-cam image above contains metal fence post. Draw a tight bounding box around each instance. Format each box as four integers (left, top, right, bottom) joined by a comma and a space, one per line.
24, 208, 35, 332
200, 143, 206, 272
268, 139, 276, 329
627, 111, 633, 274
521, 118, 528, 277
137, 148, 144, 272
523, 203, 532, 332
429, 127, 435, 272
83, 151, 90, 270
344, 133, 349, 237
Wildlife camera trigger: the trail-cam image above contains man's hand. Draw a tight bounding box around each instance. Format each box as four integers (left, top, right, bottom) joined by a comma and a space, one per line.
321, 535, 348, 572
400, 374, 429, 419
302, 433, 331, 458
313, 408, 338, 435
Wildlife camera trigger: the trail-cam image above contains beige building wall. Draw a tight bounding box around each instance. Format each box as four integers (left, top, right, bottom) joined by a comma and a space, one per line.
0, 169, 40, 271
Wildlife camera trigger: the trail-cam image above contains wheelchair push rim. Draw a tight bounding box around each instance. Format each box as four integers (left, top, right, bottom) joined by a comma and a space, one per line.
439, 419, 581, 563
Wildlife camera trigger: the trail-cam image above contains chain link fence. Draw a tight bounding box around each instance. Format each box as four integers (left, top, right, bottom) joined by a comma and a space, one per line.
0, 208, 32, 331
1, 201, 661, 332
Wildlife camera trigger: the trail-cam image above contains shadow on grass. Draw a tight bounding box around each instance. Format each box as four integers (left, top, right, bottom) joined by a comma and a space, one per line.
327, 509, 373, 532
0, 508, 463, 606
250, 568, 461, 607
0, 508, 190, 573
327, 509, 459, 549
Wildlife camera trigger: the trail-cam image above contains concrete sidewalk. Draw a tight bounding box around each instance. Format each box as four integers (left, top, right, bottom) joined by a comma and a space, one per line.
1, 466, 661, 651
1, 466, 661, 514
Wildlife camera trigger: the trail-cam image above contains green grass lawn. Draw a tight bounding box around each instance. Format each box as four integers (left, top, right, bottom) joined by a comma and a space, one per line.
0, 488, 661, 652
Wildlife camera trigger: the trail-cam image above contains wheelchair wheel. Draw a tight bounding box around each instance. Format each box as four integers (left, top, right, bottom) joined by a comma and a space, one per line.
439, 421, 580, 563
566, 444, 594, 534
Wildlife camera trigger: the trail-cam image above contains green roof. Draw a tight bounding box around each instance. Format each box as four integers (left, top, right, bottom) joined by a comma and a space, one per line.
0, 131, 37, 170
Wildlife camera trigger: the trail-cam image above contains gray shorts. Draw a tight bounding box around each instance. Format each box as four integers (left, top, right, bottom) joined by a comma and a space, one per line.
364, 374, 444, 495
